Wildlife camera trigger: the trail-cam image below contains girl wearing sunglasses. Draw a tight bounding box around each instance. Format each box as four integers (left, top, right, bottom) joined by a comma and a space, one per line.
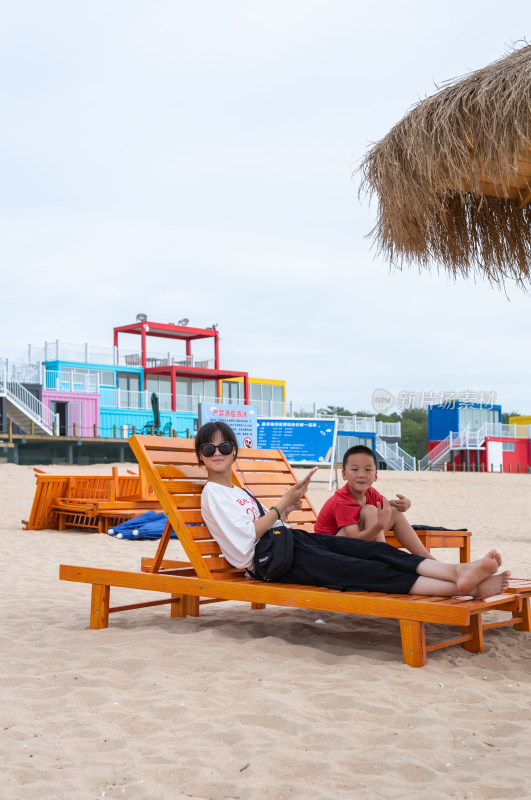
196, 422, 510, 599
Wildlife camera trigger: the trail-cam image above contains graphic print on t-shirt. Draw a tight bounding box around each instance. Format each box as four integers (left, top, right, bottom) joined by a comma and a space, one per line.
236, 495, 261, 521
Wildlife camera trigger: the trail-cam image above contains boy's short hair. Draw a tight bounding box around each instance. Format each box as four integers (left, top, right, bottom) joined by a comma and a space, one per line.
342, 445, 377, 470
195, 421, 239, 464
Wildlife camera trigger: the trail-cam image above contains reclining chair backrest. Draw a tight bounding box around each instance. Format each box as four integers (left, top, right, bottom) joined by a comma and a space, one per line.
128, 435, 318, 579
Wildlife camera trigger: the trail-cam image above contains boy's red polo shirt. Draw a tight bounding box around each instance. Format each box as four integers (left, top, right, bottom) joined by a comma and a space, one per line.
315, 483, 385, 535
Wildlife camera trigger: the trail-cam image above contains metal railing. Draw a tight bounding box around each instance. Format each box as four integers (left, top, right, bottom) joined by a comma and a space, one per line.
143, 353, 215, 369
39, 341, 137, 366
337, 416, 401, 437
44, 370, 100, 393
375, 436, 416, 470
0, 368, 59, 434
422, 422, 531, 470
418, 453, 430, 470
420, 429, 462, 470
25, 341, 216, 369
98, 389, 290, 417
9, 362, 43, 384
99, 388, 173, 410
478, 422, 531, 439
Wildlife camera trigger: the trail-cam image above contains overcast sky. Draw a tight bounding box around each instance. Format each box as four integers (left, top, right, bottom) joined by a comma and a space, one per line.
2, 1, 530, 415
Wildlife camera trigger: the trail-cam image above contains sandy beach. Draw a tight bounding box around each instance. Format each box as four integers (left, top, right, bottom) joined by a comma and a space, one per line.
2, 463, 531, 800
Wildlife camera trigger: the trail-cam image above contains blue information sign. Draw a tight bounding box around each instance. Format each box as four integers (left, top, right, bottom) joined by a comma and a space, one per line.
256, 418, 336, 464
199, 404, 258, 449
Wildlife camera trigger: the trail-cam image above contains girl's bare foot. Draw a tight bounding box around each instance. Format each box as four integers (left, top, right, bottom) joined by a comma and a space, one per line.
487, 549, 502, 568
456, 553, 498, 594
472, 570, 511, 599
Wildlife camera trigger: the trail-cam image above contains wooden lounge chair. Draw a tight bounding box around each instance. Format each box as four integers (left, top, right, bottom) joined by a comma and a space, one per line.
25, 466, 159, 533
59, 435, 531, 668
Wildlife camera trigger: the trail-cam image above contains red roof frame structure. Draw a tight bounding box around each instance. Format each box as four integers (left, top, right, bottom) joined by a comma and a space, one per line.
113, 320, 249, 409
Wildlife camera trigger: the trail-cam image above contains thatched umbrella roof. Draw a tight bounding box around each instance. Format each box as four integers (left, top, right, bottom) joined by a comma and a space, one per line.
360, 44, 531, 285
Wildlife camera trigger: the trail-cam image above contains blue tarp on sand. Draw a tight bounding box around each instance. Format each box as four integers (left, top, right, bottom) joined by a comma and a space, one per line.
107, 510, 177, 540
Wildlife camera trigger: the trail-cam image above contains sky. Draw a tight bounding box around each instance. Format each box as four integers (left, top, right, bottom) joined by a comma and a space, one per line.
2, 1, 531, 416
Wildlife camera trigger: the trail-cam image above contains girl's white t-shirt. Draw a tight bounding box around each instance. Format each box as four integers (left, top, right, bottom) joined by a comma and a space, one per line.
200, 482, 287, 570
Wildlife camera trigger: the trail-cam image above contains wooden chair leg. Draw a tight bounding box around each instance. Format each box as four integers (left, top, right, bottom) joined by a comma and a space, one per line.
400, 619, 426, 667
513, 596, 531, 631
170, 594, 188, 618
461, 538, 471, 563
186, 596, 200, 616
150, 520, 174, 573
90, 584, 110, 629
462, 614, 484, 653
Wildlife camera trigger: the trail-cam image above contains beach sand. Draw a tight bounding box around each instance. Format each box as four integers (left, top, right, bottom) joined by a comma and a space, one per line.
2, 463, 531, 800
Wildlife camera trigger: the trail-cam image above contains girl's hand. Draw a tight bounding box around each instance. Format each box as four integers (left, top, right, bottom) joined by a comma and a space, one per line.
281, 467, 317, 509
254, 468, 316, 538
285, 499, 303, 515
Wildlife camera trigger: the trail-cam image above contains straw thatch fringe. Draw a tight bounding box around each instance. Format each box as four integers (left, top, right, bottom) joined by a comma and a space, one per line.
359, 43, 531, 285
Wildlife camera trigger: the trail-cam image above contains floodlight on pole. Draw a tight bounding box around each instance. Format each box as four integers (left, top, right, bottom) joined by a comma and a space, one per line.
178, 318, 189, 326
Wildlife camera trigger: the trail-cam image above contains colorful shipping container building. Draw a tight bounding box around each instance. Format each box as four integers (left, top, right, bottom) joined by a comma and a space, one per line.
421, 403, 531, 473
0, 318, 409, 467
1, 318, 288, 439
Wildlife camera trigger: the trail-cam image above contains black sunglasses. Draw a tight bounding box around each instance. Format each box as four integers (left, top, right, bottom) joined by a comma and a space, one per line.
199, 441, 235, 458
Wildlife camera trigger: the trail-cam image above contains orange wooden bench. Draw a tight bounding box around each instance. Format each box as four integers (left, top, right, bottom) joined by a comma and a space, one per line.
59, 435, 530, 668
52, 470, 121, 530
25, 467, 159, 532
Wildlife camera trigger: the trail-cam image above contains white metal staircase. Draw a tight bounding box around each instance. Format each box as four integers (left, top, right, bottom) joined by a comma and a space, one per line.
0, 366, 58, 436
375, 436, 416, 470
418, 423, 509, 470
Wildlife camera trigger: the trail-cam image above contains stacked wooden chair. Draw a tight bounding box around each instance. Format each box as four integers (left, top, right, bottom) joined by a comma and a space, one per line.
59, 435, 531, 667
25, 466, 159, 533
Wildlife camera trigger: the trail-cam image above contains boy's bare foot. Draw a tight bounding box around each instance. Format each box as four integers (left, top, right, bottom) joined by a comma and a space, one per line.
455, 553, 499, 594
472, 570, 511, 599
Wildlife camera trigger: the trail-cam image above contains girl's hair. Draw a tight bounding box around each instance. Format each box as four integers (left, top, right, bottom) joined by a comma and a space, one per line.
195, 421, 239, 464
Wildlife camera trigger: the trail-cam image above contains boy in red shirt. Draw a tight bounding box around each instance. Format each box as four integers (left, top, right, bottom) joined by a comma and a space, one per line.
315, 445, 435, 559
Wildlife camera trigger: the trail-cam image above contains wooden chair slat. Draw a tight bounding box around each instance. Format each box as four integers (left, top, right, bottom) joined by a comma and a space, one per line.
231, 446, 280, 459
196, 540, 224, 555
156, 463, 203, 478
187, 525, 215, 541
237, 473, 294, 485
155, 478, 205, 494
235, 460, 291, 473
242, 485, 287, 498
163, 481, 206, 494
158, 492, 202, 508
179, 509, 206, 524
152, 464, 206, 478
145, 451, 200, 464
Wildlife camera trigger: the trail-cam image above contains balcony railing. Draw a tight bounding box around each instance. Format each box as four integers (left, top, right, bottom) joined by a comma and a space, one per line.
474, 422, 531, 439
98, 391, 289, 417
29, 341, 216, 369
39, 342, 139, 366
44, 370, 99, 394
335, 415, 401, 437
